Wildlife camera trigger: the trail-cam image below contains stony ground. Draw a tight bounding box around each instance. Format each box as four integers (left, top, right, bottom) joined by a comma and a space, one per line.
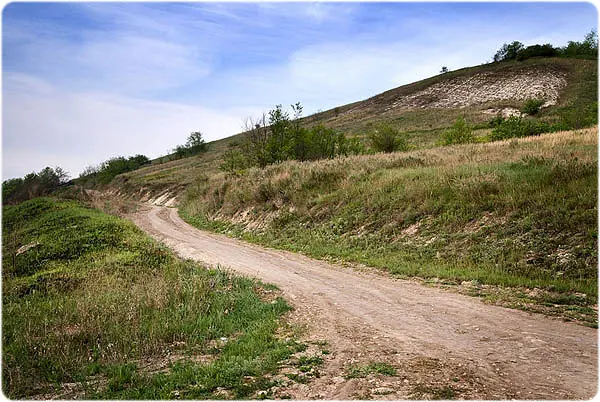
388, 66, 567, 110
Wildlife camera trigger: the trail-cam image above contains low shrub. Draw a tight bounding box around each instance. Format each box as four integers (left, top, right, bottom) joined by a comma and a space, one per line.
77, 155, 151, 186
557, 101, 598, 130
488, 116, 561, 141
173, 132, 209, 160
368, 124, 409, 153
521, 99, 545, 115
237, 104, 365, 169
441, 117, 475, 145
220, 149, 249, 175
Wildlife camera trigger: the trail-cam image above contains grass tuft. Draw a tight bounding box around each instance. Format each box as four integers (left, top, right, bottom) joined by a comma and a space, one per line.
344, 362, 397, 379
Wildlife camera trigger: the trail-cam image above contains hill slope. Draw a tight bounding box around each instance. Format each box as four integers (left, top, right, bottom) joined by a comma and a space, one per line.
100, 58, 597, 321
304, 58, 577, 132
111, 57, 596, 198
177, 127, 597, 322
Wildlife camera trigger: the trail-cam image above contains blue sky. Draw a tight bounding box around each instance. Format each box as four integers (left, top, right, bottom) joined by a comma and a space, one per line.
2, 2, 597, 180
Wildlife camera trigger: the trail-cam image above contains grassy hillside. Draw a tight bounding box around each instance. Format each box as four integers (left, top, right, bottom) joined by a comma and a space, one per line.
97, 57, 597, 324
2, 198, 317, 399
178, 127, 597, 324
110, 57, 596, 198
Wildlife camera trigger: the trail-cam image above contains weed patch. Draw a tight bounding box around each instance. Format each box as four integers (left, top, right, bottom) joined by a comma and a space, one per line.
411, 384, 457, 400
344, 362, 397, 379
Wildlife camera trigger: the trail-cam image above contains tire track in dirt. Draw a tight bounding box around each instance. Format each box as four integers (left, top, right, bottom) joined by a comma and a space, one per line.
129, 205, 597, 399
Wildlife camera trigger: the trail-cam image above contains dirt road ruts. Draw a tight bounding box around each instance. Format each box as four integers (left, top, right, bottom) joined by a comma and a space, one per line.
130, 205, 597, 399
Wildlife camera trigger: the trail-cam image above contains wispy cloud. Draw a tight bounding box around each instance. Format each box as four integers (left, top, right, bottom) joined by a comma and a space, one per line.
4, 4, 213, 96
3, 73, 248, 179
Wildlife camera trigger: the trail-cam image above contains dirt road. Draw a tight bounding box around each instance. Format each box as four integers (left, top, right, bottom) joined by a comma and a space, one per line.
130, 205, 597, 399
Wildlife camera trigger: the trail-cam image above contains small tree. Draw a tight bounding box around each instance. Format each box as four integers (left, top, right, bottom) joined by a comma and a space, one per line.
368, 124, 408, 153
220, 149, 248, 175
441, 117, 475, 145
266, 104, 294, 163
562, 30, 598, 58
493, 41, 524, 62
172, 132, 208, 159
243, 114, 270, 168
186, 131, 208, 154
290, 102, 310, 161
305, 125, 340, 160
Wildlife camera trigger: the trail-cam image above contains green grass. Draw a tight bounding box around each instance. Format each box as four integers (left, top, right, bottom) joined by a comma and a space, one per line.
2, 197, 299, 399
179, 129, 597, 321
344, 362, 397, 379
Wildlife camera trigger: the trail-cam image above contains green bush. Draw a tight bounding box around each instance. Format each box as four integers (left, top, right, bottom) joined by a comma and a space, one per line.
368, 124, 409, 153
521, 99, 545, 115
558, 101, 598, 130
488, 115, 505, 128
77, 155, 150, 186
516, 44, 558, 60
305, 125, 365, 160
219, 149, 249, 175
441, 117, 474, 145
489, 116, 559, 141
236, 103, 364, 168
96, 155, 150, 184
173, 132, 209, 160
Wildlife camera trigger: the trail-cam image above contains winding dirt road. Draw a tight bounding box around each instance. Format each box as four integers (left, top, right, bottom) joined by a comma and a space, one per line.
130, 205, 597, 399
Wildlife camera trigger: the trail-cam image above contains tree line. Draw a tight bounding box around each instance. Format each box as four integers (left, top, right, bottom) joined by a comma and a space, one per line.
221, 103, 377, 174
77, 154, 151, 187
493, 30, 597, 62
3, 167, 69, 204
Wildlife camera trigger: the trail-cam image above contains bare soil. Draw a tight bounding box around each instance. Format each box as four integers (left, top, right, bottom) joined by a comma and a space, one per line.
129, 205, 597, 400
386, 67, 566, 110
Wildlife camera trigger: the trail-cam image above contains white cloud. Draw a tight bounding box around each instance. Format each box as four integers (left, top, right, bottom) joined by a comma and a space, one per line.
73, 34, 211, 93
257, 2, 357, 23
220, 37, 499, 115
2, 73, 248, 179
4, 5, 215, 97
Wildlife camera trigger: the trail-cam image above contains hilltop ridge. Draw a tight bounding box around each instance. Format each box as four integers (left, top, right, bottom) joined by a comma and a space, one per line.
303, 58, 592, 133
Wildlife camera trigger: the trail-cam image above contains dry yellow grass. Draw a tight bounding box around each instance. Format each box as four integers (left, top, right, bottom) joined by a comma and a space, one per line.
179, 127, 597, 304
186, 126, 597, 210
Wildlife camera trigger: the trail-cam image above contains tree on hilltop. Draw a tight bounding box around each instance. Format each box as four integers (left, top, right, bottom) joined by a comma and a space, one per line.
493, 41, 524, 62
